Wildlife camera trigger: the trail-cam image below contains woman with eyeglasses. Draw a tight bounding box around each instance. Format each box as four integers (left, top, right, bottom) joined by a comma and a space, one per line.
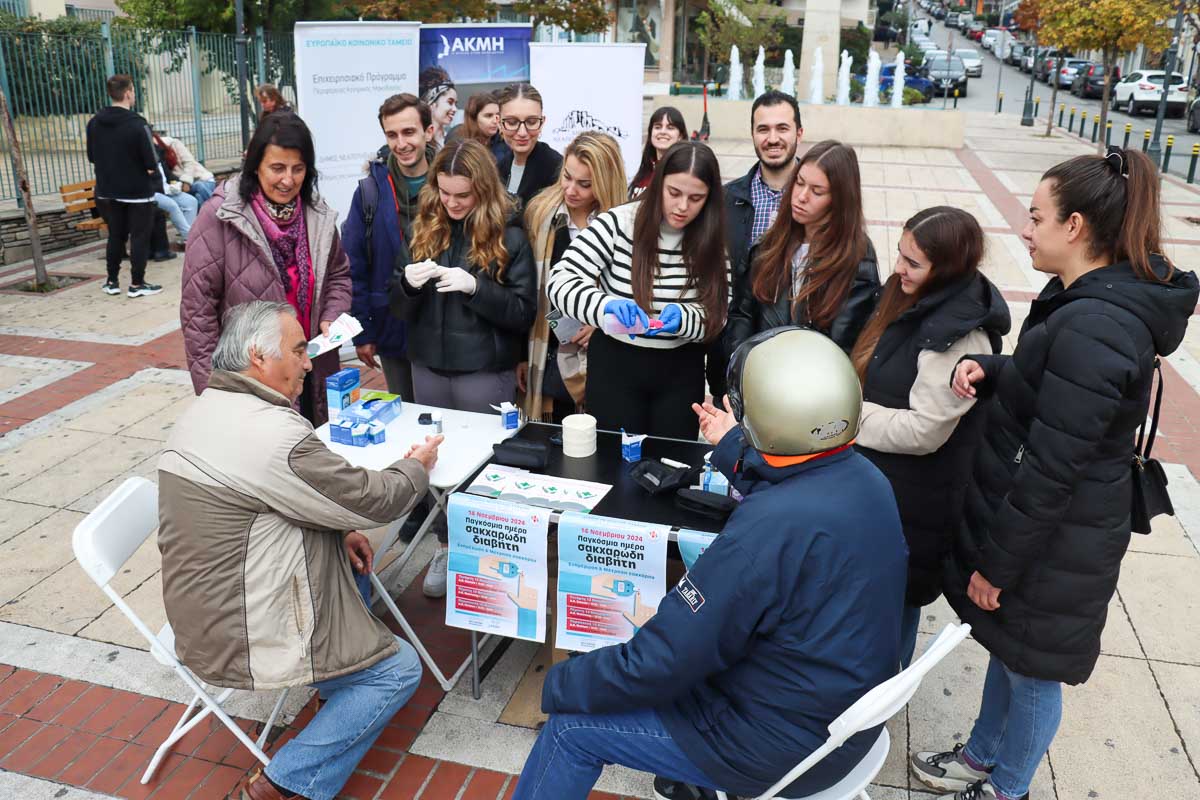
496, 83, 563, 209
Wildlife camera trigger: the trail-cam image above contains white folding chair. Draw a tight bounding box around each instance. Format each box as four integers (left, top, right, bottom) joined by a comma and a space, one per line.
714, 622, 973, 800
72, 477, 291, 785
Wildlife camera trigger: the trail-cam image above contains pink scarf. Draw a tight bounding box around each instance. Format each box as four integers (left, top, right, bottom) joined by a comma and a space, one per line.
251, 191, 314, 334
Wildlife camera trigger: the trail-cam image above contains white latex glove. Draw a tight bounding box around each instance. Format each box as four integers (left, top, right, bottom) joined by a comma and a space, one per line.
405, 261, 440, 289
436, 266, 478, 295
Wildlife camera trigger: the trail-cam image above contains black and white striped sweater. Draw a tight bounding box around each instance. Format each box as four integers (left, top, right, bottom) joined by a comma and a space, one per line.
546, 201, 727, 349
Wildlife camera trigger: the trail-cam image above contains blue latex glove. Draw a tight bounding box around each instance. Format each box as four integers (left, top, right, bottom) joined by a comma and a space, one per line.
646, 303, 682, 337
604, 298, 650, 336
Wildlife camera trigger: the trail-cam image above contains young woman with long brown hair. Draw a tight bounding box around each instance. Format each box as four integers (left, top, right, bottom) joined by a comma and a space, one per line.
725, 139, 881, 359
628, 106, 687, 199
457, 91, 508, 161
910, 147, 1198, 800
548, 141, 728, 439
849, 206, 1010, 669
520, 132, 628, 422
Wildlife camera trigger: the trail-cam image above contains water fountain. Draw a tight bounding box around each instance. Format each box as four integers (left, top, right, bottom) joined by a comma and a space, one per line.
836, 49, 852, 106
891, 51, 907, 109
728, 45, 743, 101
781, 49, 796, 97
808, 46, 824, 105
863, 50, 882, 108
752, 46, 766, 99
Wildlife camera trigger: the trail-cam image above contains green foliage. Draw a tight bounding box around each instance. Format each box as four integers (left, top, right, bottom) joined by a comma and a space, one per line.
115, 0, 354, 33
901, 42, 924, 68
511, 0, 611, 34
840, 22, 872, 73
696, 0, 786, 75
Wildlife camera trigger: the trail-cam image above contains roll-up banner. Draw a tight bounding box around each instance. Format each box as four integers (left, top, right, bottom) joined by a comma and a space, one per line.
294, 21, 420, 219
529, 43, 647, 176
420, 23, 532, 125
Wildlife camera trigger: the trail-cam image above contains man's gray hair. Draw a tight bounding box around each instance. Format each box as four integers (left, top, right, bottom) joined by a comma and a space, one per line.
211, 301, 294, 373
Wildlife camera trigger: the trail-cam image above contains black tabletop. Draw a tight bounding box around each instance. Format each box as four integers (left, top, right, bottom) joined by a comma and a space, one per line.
462, 422, 725, 534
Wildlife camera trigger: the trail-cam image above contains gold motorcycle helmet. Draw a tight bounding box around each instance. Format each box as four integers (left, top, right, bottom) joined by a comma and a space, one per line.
726, 327, 863, 456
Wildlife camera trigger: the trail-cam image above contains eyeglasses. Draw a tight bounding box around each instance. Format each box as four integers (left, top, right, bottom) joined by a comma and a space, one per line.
501, 116, 545, 133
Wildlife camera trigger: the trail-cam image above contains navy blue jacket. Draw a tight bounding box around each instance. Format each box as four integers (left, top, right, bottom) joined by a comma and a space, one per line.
542, 428, 908, 796
342, 159, 412, 358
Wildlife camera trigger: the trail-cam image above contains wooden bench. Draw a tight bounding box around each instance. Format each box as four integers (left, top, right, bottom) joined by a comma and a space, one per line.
59, 179, 107, 232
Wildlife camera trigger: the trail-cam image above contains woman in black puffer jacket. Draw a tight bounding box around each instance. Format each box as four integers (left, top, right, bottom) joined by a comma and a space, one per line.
909, 148, 1199, 800
391, 138, 536, 412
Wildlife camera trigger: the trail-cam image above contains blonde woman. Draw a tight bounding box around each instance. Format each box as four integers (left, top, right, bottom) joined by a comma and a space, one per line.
519, 132, 628, 421
391, 138, 537, 412
390, 138, 537, 598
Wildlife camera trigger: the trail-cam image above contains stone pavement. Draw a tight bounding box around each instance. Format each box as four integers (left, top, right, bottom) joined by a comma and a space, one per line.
0, 110, 1199, 800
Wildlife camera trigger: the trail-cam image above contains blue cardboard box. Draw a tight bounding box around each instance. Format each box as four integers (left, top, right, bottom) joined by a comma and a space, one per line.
340, 392, 402, 427
325, 368, 361, 422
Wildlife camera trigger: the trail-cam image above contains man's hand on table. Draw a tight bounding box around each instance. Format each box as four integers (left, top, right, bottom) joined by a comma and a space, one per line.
344, 531, 374, 574
405, 434, 444, 472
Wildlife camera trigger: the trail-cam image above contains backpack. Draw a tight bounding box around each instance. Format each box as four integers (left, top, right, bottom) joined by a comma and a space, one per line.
357, 170, 380, 271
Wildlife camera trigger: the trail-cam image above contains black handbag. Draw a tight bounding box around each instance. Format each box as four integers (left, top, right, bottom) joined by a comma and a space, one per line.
1131, 358, 1173, 535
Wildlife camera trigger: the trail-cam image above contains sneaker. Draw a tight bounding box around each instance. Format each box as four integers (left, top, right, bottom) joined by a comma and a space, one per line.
127, 283, 163, 298
101, 281, 120, 295
937, 780, 1028, 800
912, 743, 992, 792
653, 777, 735, 800
423, 547, 449, 598
151, 251, 177, 262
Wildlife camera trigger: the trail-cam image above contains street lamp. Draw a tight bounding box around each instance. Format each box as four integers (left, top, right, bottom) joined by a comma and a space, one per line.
1149, 0, 1186, 164
235, 0, 251, 150
1021, 32, 1037, 126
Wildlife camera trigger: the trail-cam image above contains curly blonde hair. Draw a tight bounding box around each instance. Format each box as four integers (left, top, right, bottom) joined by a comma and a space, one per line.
410, 139, 516, 280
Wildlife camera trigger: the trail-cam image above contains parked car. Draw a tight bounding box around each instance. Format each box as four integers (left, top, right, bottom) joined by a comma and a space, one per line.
955, 48, 983, 77
1034, 50, 1069, 82
980, 28, 1004, 51
925, 49, 949, 63
932, 6, 946, 20
1056, 59, 1092, 89
945, 11, 961, 28
1020, 47, 1043, 73
1187, 96, 1200, 132
925, 55, 969, 97
959, 13, 975, 29
852, 63, 936, 103
1112, 70, 1187, 117
1070, 63, 1119, 99
1006, 42, 1026, 67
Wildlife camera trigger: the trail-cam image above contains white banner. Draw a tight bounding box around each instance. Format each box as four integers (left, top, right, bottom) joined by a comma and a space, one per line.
529, 43, 646, 177
294, 22, 420, 220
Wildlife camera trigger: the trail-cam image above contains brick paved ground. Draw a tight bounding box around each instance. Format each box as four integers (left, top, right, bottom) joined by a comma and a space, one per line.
1, 110, 1199, 799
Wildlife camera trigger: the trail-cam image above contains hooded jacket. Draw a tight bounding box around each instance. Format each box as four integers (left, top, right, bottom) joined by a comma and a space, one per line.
85, 105, 157, 201
344, 157, 416, 359
945, 258, 1199, 684
157, 370, 428, 690
856, 273, 1011, 607
180, 177, 352, 425
541, 427, 908, 797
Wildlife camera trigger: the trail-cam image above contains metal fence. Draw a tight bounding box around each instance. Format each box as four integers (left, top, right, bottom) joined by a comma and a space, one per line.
0, 23, 295, 203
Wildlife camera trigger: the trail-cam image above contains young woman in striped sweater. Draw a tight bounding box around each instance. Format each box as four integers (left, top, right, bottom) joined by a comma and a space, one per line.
547, 141, 728, 439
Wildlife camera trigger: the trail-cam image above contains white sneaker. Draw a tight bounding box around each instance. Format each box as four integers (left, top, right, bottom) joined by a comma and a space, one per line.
938, 780, 1025, 800
423, 547, 448, 598
911, 744, 991, 792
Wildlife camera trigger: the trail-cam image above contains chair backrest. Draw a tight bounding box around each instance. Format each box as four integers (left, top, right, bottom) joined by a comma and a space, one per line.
72, 476, 159, 588
826, 622, 972, 744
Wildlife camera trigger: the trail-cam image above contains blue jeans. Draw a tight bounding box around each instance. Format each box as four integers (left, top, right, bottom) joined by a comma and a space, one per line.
899, 604, 921, 669
513, 708, 717, 800
153, 192, 198, 240
963, 655, 1062, 800
189, 179, 217, 207
266, 636, 422, 800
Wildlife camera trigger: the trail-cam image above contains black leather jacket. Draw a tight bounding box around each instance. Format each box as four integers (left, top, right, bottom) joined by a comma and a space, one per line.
389, 220, 537, 373
724, 238, 882, 363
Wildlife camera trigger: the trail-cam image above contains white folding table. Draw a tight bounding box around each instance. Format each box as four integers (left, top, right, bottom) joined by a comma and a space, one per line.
316, 402, 517, 695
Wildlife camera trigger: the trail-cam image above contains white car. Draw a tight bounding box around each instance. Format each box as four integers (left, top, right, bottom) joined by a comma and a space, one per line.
980, 29, 1004, 51
917, 41, 939, 53
955, 48, 983, 77
1112, 70, 1188, 117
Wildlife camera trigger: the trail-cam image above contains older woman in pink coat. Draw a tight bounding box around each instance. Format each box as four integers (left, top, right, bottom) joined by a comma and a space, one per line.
181, 112, 351, 426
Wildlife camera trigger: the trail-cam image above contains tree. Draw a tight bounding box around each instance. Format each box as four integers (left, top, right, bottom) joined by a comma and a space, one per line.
511, 0, 612, 36
1011, 0, 1040, 32
1038, 0, 1174, 148
117, 0, 354, 33
696, 0, 786, 91
359, 0, 495, 24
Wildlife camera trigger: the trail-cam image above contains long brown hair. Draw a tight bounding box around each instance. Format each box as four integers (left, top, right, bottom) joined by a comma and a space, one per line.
1042, 147, 1170, 281
850, 206, 985, 380
463, 92, 499, 146
410, 139, 515, 279
629, 106, 687, 198
751, 140, 868, 330
632, 141, 728, 341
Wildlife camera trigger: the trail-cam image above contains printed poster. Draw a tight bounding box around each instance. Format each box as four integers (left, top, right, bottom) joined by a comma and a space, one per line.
445, 493, 549, 642
555, 511, 668, 652
676, 528, 719, 571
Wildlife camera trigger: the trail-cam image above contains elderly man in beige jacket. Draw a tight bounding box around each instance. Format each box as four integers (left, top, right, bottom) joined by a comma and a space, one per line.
158, 300, 442, 800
